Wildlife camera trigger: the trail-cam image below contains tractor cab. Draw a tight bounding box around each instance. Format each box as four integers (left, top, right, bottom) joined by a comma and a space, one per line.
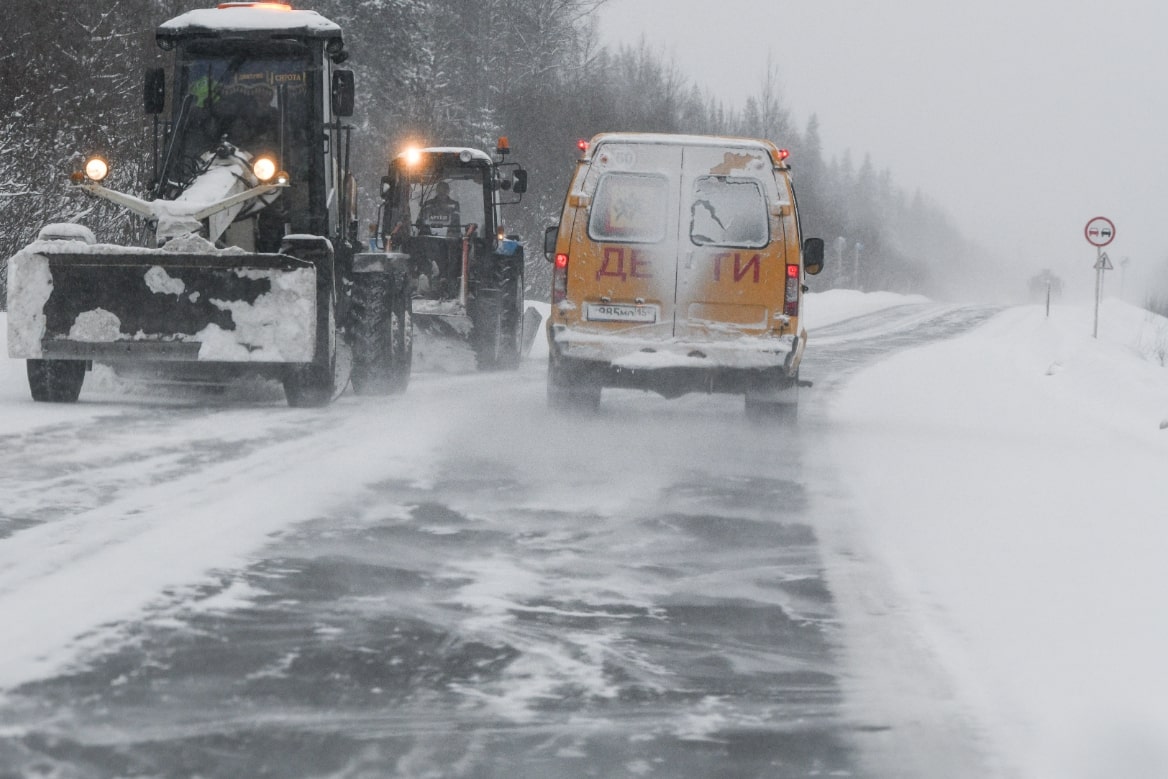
365, 141, 535, 371
148, 3, 356, 252
378, 144, 526, 301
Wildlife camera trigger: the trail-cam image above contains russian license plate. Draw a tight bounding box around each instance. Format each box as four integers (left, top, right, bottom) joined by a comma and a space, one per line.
585, 303, 659, 323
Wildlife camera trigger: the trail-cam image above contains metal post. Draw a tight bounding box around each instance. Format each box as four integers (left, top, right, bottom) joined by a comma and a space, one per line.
1093, 246, 1101, 339
1046, 279, 1051, 319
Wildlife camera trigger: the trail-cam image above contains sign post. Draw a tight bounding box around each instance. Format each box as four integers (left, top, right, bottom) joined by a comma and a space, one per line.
1084, 216, 1116, 338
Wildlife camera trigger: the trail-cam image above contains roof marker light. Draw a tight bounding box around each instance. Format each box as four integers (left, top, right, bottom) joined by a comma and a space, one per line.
218, 3, 293, 10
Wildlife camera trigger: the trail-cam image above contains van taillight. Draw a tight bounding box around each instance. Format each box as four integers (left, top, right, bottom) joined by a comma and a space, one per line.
553, 253, 569, 303
784, 264, 799, 316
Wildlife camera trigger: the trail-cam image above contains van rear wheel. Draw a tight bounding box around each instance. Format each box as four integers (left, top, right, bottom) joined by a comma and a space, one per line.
547, 359, 600, 413
744, 377, 799, 421
744, 395, 798, 422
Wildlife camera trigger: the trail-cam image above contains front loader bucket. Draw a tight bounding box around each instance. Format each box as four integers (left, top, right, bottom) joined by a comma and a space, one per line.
412, 298, 473, 340
7, 244, 318, 364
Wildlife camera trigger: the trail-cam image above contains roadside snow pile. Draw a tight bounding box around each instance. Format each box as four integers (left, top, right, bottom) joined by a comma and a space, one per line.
828, 297, 1168, 779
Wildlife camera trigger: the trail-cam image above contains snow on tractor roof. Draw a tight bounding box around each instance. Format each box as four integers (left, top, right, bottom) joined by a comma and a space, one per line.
158, 4, 342, 41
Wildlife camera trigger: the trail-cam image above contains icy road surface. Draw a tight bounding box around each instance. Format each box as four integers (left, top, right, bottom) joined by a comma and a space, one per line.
0, 302, 997, 778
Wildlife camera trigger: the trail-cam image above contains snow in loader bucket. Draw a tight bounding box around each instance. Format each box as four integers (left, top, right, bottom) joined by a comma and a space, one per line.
6, 241, 317, 363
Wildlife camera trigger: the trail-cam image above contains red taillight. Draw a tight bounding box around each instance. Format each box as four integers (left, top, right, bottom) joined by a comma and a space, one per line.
576, 139, 589, 153
784, 264, 799, 316
553, 254, 569, 303
777, 148, 790, 161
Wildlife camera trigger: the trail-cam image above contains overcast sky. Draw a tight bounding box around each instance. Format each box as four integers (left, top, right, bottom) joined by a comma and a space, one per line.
597, 0, 1168, 300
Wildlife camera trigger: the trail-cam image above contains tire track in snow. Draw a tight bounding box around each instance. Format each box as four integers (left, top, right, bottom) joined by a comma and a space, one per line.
0, 393, 455, 692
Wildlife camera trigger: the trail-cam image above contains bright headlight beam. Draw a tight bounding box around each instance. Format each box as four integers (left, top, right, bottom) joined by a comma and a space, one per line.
252, 156, 278, 182
84, 156, 109, 182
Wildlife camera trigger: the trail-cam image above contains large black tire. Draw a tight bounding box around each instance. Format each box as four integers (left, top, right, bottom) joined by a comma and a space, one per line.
744, 376, 799, 422
283, 238, 338, 408
27, 359, 86, 403
350, 269, 412, 395
283, 324, 336, 407
471, 255, 524, 371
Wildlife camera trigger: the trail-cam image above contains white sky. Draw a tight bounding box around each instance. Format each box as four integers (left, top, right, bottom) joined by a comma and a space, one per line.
596, 0, 1168, 298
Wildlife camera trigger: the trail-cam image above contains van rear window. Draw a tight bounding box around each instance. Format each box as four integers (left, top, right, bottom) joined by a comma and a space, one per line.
588, 173, 668, 243
689, 177, 769, 249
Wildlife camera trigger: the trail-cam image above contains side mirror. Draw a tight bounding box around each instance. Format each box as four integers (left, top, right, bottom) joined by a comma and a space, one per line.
332, 70, 355, 117
144, 68, 166, 115
380, 174, 392, 199
512, 169, 528, 194
803, 237, 825, 276
543, 225, 558, 261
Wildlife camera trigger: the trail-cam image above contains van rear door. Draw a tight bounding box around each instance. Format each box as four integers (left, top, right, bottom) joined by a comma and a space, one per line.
674, 145, 786, 340
573, 143, 682, 338
569, 140, 789, 343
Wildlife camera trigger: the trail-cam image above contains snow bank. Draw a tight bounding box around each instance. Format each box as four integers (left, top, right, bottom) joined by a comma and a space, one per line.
828, 297, 1168, 778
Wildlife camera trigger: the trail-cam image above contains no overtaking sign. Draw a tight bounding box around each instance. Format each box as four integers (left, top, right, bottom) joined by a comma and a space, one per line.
1085, 216, 1115, 247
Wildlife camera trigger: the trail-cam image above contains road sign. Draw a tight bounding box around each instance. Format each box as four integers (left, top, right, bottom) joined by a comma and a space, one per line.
1094, 252, 1113, 271
1084, 216, 1116, 247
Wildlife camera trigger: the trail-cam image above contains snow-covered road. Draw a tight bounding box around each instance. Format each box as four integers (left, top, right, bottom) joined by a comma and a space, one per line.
1, 291, 1166, 778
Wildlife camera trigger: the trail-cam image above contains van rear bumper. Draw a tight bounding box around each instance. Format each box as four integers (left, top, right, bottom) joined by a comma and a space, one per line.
549, 326, 802, 398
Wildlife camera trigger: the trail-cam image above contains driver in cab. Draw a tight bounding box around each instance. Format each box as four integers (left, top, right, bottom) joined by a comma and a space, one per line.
418, 181, 460, 234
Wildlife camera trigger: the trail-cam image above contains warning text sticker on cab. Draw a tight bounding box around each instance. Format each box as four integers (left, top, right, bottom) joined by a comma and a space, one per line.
585, 303, 659, 323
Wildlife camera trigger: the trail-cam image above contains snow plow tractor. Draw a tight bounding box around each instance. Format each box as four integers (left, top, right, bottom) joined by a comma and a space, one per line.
5, 2, 363, 407
366, 141, 540, 372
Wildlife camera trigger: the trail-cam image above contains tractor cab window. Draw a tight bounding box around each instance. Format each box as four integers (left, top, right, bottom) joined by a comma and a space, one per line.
390, 170, 487, 239
168, 50, 312, 181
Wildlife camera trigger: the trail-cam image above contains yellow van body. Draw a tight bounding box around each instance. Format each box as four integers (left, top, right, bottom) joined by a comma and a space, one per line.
545, 133, 821, 413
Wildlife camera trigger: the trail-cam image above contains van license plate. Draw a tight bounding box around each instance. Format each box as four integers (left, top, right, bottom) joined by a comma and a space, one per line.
586, 303, 659, 323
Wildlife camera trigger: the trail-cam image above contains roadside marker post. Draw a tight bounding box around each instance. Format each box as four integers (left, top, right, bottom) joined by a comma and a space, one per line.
1085, 216, 1116, 338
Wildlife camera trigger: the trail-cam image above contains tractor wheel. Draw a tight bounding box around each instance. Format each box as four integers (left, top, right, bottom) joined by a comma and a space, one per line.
350, 269, 412, 395
27, 359, 86, 403
283, 290, 337, 408
471, 258, 524, 371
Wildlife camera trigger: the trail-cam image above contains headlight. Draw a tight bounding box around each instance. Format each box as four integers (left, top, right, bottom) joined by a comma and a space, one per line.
252, 155, 278, 183
403, 146, 423, 167
84, 156, 109, 182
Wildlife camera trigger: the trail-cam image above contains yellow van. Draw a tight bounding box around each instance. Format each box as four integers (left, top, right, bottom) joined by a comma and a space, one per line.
543, 133, 824, 415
